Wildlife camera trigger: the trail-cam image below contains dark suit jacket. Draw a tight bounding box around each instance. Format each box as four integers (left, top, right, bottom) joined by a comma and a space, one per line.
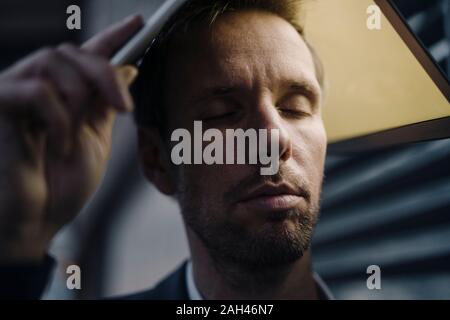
119, 261, 333, 300
119, 261, 190, 300
0, 257, 332, 300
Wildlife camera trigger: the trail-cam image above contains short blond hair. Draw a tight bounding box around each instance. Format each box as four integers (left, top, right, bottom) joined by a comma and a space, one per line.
166, 0, 305, 34
133, 0, 324, 132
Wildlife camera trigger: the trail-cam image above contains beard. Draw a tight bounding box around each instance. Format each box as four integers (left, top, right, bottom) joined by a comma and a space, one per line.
185, 206, 318, 269
179, 166, 321, 271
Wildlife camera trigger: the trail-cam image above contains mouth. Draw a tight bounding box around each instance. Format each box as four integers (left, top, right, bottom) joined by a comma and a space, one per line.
237, 183, 307, 211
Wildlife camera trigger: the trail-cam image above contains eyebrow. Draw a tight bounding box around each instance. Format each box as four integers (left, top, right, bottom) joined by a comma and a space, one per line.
286, 81, 321, 103
188, 85, 238, 106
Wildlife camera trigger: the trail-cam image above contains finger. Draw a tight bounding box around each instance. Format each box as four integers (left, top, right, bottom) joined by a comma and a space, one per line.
58, 44, 132, 112
116, 65, 139, 110
84, 66, 138, 137
0, 79, 71, 156
30, 47, 91, 118
82, 14, 143, 58
117, 65, 139, 87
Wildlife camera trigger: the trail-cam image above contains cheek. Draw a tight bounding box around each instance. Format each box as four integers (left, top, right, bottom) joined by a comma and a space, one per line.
309, 122, 327, 193
311, 120, 327, 167
291, 120, 327, 184
177, 163, 238, 208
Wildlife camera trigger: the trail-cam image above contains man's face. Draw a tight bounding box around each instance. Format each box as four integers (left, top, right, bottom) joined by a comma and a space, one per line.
162, 10, 327, 268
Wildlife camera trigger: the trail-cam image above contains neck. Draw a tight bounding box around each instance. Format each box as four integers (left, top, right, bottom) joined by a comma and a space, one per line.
186, 227, 318, 300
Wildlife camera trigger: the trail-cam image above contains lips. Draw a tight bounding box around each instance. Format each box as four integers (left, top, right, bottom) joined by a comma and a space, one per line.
237, 183, 306, 211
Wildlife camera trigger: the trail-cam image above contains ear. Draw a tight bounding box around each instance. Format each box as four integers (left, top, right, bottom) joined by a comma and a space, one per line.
137, 127, 176, 195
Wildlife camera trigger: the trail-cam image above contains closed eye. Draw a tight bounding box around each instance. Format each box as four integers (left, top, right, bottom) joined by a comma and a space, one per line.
279, 108, 311, 119
277, 94, 313, 119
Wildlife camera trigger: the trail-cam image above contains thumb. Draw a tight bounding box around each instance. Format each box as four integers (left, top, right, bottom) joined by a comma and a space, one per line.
117, 65, 139, 85
115, 65, 138, 112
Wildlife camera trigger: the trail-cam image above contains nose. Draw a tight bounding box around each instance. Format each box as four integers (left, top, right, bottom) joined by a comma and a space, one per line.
249, 101, 293, 164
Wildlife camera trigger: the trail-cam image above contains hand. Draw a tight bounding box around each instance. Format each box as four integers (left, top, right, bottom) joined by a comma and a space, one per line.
0, 15, 143, 262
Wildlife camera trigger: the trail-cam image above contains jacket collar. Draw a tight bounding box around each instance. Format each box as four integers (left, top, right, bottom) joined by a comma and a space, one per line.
185, 260, 334, 300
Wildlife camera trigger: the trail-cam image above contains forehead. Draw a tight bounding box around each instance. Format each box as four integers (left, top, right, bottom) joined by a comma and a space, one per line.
165, 10, 319, 102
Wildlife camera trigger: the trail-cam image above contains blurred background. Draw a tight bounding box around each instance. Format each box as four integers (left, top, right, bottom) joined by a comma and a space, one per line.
0, 0, 449, 299
394, 0, 449, 79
